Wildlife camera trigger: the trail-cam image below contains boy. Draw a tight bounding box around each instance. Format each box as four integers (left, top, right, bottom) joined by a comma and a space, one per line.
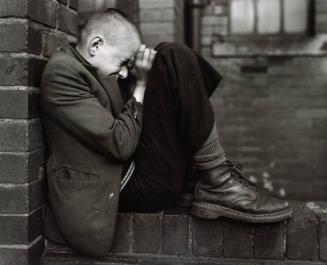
41, 9, 292, 258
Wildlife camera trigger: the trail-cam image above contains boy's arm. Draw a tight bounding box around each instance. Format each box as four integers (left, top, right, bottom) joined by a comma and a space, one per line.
41, 62, 143, 162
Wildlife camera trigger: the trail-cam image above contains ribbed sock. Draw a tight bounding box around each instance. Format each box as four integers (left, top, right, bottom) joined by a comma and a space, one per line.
192, 122, 226, 170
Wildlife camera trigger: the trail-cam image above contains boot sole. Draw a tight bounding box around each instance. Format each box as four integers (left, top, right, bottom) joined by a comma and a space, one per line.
191, 202, 293, 223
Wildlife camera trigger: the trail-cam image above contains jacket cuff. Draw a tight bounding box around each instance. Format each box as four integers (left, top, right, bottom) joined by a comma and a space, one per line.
129, 96, 143, 121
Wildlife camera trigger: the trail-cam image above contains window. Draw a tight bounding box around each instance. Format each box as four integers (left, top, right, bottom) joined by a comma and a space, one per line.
230, 0, 310, 35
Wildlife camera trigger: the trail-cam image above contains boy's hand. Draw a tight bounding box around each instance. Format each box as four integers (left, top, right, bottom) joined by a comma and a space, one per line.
135, 44, 156, 84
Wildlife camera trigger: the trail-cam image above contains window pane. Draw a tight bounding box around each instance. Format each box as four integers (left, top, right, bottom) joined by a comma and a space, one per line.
283, 0, 308, 33
231, 0, 255, 34
257, 0, 281, 34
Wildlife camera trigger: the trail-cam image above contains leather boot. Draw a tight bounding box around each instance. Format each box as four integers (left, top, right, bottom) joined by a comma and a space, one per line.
191, 161, 293, 223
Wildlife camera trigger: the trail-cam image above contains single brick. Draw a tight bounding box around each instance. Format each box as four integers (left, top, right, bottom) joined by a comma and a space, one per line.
0, 57, 28, 86
319, 215, 327, 260
0, 0, 27, 17
223, 219, 253, 258
202, 16, 221, 26
192, 217, 223, 257
0, 248, 27, 265
0, 88, 39, 119
0, 208, 42, 244
58, 6, 78, 36
110, 213, 132, 253
139, 0, 175, 9
0, 236, 44, 265
0, 177, 46, 214
254, 222, 284, 259
214, 5, 228, 15
139, 9, 175, 22
0, 57, 46, 86
28, 0, 58, 28
0, 119, 43, 152
0, 149, 43, 184
162, 214, 189, 255
142, 33, 176, 47
140, 22, 175, 35
28, 25, 43, 55
133, 213, 161, 253
0, 185, 29, 214
286, 202, 319, 260
0, 22, 27, 52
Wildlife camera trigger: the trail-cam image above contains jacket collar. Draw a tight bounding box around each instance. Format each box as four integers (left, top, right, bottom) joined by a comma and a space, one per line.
58, 42, 125, 116
62, 42, 98, 75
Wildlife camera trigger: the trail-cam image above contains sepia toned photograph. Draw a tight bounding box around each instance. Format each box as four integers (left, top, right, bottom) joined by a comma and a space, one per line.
0, 0, 326, 264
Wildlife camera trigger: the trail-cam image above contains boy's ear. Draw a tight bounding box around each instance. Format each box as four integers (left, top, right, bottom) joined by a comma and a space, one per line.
89, 36, 103, 56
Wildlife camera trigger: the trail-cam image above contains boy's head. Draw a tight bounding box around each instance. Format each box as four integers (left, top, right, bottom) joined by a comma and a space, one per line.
77, 9, 142, 78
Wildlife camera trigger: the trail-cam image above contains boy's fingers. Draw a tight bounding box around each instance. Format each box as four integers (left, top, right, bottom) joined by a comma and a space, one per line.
149, 50, 156, 64
143, 48, 151, 64
136, 44, 146, 61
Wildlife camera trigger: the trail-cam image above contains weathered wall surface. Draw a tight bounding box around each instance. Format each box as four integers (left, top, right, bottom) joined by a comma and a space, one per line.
200, 0, 327, 201
78, 0, 184, 46
139, 0, 184, 47
0, 0, 78, 264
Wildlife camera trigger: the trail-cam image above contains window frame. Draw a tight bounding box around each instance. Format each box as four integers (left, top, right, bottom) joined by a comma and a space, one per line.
228, 0, 314, 37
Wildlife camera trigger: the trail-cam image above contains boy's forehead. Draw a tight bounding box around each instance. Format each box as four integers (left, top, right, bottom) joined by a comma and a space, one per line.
116, 41, 139, 58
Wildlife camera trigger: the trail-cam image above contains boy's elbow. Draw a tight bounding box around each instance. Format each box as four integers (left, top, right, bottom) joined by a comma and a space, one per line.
107, 139, 136, 162
111, 147, 133, 162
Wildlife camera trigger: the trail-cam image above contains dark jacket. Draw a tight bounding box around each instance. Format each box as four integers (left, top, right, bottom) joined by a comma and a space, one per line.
40, 43, 143, 257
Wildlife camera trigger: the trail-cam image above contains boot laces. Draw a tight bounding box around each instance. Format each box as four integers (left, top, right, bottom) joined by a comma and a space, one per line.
225, 160, 257, 190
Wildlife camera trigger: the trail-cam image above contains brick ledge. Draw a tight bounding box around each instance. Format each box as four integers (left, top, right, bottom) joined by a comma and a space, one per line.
42, 201, 327, 264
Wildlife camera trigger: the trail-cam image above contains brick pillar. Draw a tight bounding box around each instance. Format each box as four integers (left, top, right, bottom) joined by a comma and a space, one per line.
139, 0, 184, 47
0, 0, 78, 264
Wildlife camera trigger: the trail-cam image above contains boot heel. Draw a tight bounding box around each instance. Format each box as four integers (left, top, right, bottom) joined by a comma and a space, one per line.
191, 202, 221, 219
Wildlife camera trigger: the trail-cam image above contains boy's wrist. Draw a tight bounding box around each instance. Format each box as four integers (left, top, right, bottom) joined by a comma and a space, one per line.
136, 80, 146, 87
133, 83, 146, 104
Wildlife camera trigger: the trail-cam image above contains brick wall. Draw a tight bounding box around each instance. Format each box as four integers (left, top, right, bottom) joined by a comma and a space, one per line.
78, 0, 184, 47
316, 0, 327, 33
200, 0, 327, 201
116, 0, 140, 26
0, 0, 78, 264
139, 0, 184, 47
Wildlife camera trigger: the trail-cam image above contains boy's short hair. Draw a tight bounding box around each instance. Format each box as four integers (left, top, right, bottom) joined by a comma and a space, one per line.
78, 8, 142, 46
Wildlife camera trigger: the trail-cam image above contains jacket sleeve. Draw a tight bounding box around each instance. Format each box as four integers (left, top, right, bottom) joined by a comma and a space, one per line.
40, 61, 143, 162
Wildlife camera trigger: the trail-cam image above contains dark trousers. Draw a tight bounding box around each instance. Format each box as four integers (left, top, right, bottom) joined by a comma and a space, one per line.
119, 43, 219, 211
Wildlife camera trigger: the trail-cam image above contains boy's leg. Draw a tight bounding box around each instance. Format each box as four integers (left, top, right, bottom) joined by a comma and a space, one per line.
120, 43, 292, 223
120, 43, 216, 211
